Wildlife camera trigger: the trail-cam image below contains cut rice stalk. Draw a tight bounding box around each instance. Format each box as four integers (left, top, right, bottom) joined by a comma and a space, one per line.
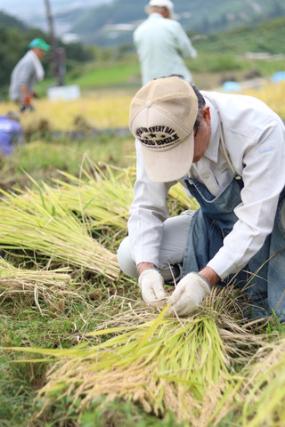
239, 338, 285, 427
169, 182, 199, 211
54, 166, 198, 233
53, 165, 134, 232
0, 258, 74, 311
5, 288, 265, 425
0, 187, 119, 279
2, 166, 198, 251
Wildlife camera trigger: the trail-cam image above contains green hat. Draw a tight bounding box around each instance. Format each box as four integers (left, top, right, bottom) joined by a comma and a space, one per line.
28, 38, 50, 52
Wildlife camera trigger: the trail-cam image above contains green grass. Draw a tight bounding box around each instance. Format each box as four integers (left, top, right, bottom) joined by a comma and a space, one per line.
72, 61, 140, 89
194, 17, 285, 55
79, 401, 185, 427
0, 136, 134, 188
0, 274, 191, 427
186, 52, 285, 89
0, 272, 138, 426
36, 60, 140, 96
188, 51, 285, 76
37, 50, 285, 98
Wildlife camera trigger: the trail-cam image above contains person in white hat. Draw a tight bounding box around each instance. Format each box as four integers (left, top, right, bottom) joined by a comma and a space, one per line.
117, 75, 285, 321
133, 1, 197, 85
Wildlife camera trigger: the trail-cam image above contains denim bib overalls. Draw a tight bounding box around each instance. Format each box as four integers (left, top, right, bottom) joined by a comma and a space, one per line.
182, 101, 285, 320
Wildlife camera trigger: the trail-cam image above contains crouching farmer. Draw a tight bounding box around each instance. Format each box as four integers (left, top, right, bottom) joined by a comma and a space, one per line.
117, 76, 285, 320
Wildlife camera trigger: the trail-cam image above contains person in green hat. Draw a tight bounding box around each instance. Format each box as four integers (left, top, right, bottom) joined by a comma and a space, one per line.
9, 38, 50, 112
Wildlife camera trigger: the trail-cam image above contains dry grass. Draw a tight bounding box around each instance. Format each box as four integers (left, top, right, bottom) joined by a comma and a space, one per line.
0, 258, 74, 312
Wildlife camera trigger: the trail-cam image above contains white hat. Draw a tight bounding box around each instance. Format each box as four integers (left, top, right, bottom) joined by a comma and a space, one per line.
129, 76, 198, 183
146, 0, 174, 12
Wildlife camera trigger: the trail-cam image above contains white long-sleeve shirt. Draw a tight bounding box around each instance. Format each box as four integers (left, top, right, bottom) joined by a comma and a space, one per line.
134, 13, 197, 85
128, 91, 285, 280
9, 51, 44, 102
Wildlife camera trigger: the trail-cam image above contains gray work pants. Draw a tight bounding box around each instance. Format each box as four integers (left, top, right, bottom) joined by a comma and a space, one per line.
117, 214, 193, 281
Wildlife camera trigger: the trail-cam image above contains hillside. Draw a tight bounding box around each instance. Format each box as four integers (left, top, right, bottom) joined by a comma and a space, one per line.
65, 0, 285, 45
0, 0, 111, 21
195, 16, 285, 55
0, 11, 26, 29
0, 1, 111, 35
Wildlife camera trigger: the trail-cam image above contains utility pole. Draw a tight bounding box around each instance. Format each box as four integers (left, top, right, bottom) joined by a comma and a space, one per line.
43, 0, 65, 86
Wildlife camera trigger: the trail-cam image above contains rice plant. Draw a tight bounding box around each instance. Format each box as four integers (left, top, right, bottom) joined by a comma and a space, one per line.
54, 165, 135, 234
54, 166, 198, 233
169, 182, 199, 211
0, 93, 132, 131
0, 186, 119, 279
0, 258, 73, 311
7, 165, 198, 247
245, 81, 285, 120
238, 338, 285, 427
5, 288, 264, 426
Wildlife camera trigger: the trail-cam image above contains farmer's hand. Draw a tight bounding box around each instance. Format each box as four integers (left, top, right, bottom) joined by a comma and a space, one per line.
138, 268, 166, 305
23, 94, 33, 106
168, 272, 211, 316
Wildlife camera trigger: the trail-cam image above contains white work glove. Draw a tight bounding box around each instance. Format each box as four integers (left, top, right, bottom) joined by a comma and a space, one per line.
168, 272, 211, 316
138, 269, 167, 305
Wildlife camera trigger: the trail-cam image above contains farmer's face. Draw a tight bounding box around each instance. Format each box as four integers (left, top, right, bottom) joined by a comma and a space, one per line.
192, 106, 211, 163
33, 48, 45, 60
161, 7, 171, 18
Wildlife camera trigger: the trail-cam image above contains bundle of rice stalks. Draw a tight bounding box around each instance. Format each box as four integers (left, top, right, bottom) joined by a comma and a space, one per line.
0, 186, 119, 279
169, 182, 199, 212
54, 165, 134, 234
237, 338, 285, 427
6, 288, 264, 426
54, 166, 199, 235
0, 258, 73, 311
4, 165, 198, 250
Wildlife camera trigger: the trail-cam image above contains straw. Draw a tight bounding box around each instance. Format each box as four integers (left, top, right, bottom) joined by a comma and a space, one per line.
0, 185, 119, 279
240, 338, 285, 427
0, 258, 74, 312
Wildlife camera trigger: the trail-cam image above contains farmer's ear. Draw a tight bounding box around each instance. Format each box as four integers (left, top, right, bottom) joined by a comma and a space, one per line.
202, 106, 211, 124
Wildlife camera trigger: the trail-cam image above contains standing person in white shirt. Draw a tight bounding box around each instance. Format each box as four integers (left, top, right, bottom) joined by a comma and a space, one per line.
134, 0, 197, 85
9, 38, 50, 112
117, 75, 285, 321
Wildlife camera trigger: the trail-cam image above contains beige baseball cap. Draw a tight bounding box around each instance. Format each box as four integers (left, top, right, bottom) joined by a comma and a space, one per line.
129, 76, 198, 182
